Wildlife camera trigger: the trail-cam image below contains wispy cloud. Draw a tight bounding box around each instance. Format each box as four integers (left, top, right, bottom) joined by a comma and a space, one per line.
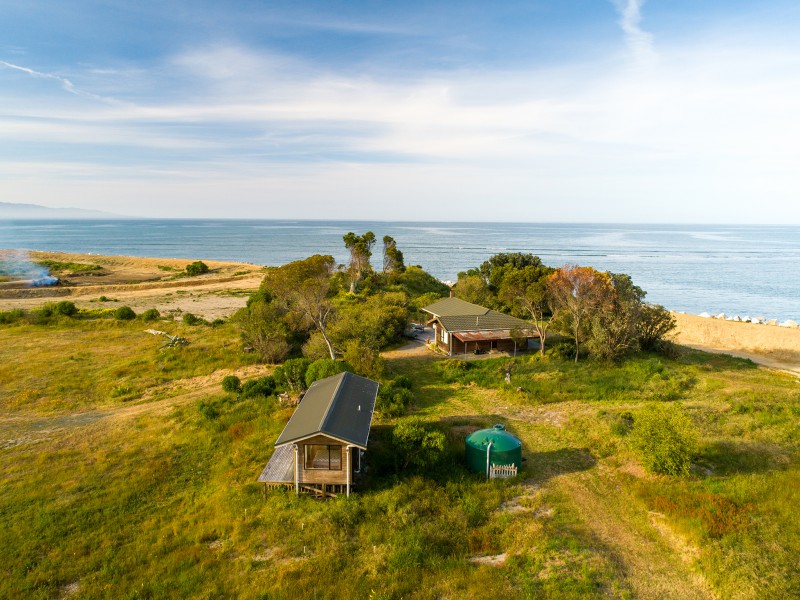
613, 0, 657, 66
0, 60, 121, 104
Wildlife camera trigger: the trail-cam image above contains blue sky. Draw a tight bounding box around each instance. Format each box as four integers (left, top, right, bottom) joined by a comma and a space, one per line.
2, 1, 799, 221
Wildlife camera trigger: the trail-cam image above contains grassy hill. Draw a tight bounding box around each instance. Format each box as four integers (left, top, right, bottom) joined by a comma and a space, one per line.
0, 318, 798, 598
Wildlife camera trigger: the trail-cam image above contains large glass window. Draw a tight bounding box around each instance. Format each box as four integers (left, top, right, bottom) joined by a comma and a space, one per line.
304, 444, 342, 470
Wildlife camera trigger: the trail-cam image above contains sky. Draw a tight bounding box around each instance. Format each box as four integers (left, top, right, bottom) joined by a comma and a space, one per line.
1, 0, 799, 222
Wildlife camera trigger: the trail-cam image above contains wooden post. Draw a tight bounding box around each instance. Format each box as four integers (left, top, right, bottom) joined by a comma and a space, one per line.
346, 445, 353, 497
293, 444, 299, 496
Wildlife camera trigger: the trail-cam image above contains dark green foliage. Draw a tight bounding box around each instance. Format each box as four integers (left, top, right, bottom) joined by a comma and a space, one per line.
241, 376, 276, 399
197, 400, 220, 420
232, 300, 291, 363
276, 358, 310, 394
342, 339, 384, 379
221, 375, 241, 394
35, 259, 101, 274
304, 358, 351, 387
54, 301, 78, 317
632, 404, 698, 475
141, 308, 161, 322
392, 417, 447, 472
114, 306, 136, 321
182, 312, 202, 326
0, 309, 25, 325
185, 261, 209, 276
376, 379, 415, 418
343, 231, 376, 293
638, 304, 678, 351
382, 235, 405, 273
394, 266, 450, 298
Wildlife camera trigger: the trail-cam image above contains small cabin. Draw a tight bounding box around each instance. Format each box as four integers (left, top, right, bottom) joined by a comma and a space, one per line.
257, 372, 379, 498
422, 296, 535, 356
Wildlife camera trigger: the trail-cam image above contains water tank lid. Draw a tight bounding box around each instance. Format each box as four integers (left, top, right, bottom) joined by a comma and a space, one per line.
493, 424, 505, 431
465, 425, 521, 452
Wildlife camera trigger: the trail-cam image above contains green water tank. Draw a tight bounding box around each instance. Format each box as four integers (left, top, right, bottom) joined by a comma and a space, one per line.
465, 424, 522, 475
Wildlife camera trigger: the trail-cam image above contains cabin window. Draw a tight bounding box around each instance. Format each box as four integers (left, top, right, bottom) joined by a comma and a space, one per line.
441, 329, 449, 344
304, 444, 342, 470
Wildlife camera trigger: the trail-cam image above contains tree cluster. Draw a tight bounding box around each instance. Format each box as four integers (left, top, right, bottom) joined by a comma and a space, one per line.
454, 253, 676, 362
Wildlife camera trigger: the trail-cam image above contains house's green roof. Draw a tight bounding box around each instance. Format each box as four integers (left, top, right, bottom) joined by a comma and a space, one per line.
422, 297, 490, 318
438, 312, 531, 332
422, 296, 531, 332
274, 372, 379, 449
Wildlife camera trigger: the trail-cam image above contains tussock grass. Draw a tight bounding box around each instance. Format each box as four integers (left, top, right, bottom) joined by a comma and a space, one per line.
1, 322, 798, 597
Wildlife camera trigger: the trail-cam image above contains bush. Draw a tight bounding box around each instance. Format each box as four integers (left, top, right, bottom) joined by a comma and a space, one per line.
54, 301, 78, 317
198, 401, 219, 420
392, 417, 447, 472
342, 339, 384, 379
393, 375, 413, 390
221, 375, 241, 394
114, 306, 136, 321
182, 312, 201, 326
0, 309, 25, 325
632, 404, 698, 475
546, 340, 576, 361
376, 385, 414, 418
278, 358, 311, 394
305, 358, 352, 387
241, 376, 276, 399
185, 261, 209, 276
141, 308, 161, 322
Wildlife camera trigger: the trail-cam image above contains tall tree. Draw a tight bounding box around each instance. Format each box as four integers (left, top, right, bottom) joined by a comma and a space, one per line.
260, 255, 338, 359
546, 265, 612, 362
343, 231, 376, 293
499, 262, 555, 356
587, 273, 645, 361
382, 235, 405, 273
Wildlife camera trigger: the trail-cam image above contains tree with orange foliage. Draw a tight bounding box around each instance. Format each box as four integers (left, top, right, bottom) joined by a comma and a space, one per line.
546, 264, 612, 362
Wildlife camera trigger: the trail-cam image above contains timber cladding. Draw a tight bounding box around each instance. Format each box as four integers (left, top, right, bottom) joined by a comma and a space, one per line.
298, 434, 348, 486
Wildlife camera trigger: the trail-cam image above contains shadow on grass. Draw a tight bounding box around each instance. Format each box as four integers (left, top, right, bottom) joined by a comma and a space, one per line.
697, 440, 788, 475
679, 348, 759, 371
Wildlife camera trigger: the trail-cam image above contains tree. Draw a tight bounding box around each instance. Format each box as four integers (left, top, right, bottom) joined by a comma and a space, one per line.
586, 273, 644, 362
498, 263, 555, 356
232, 300, 291, 363
637, 304, 677, 351
382, 235, 405, 274
454, 273, 494, 307
343, 231, 376, 293
546, 265, 611, 362
477, 253, 547, 292
305, 358, 351, 387
260, 255, 338, 359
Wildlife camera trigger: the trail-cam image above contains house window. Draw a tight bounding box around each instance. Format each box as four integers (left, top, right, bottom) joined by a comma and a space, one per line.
441, 329, 449, 344
304, 444, 342, 470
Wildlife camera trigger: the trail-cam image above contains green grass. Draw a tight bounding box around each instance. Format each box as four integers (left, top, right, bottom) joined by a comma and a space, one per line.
34, 260, 103, 274
0, 325, 798, 598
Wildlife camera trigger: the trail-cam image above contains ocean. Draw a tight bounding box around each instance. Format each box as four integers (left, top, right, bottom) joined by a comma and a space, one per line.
2, 220, 798, 321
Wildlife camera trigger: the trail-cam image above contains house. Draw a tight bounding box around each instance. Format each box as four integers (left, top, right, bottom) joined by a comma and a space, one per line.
257, 371, 379, 498
422, 295, 535, 356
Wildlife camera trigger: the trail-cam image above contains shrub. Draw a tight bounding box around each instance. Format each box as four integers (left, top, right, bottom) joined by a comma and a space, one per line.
241, 376, 276, 399
54, 301, 78, 317
281, 358, 311, 393
377, 385, 414, 418
305, 358, 351, 387
0, 309, 25, 324
114, 306, 136, 320
141, 308, 161, 322
182, 312, 201, 326
632, 404, 698, 475
198, 401, 220, 420
392, 417, 447, 472
393, 375, 413, 390
221, 375, 241, 394
342, 339, 384, 379
185, 261, 209, 276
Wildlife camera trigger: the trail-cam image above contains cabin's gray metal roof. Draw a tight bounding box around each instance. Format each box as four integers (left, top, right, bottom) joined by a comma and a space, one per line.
437, 311, 532, 332
422, 297, 490, 318
257, 443, 294, 483
274, 372, 379, 449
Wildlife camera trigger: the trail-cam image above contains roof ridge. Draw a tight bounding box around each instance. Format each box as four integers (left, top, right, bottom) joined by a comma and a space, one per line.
318, 371, 348, 432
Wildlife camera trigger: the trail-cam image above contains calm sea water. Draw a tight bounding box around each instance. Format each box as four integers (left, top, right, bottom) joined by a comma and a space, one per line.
2, 220, 798, 320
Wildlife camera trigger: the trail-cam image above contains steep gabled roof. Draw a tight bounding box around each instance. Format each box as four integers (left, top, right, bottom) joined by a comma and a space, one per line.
274, 372, 379, 449
422, 296, 490, 318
